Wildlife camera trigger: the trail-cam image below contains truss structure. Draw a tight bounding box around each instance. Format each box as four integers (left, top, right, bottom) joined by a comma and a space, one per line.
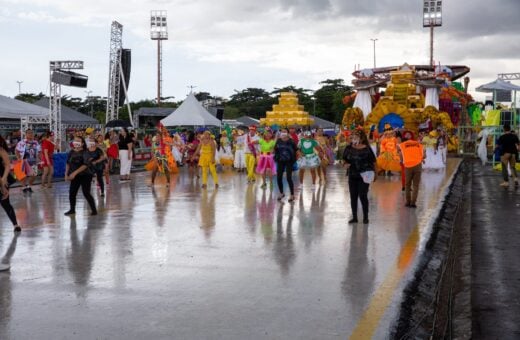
106, 21, 123, 123
498, 73, 520, 81
49, 60, 84, 147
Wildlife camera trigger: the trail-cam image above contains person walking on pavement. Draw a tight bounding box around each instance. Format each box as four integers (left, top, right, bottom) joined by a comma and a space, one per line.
0, 136, 21, 233
343, 130, 376, 224
398, 132, 425, 208
15, 129, 40, 194
64, 137, 97, 216
245, 126, 260, 183
274, 128, 297, 202
497, 123, 519, 187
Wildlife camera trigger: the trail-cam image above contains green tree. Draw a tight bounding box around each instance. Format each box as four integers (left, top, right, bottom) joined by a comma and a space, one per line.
271, 86, 314, 113
313, 79, 353, 123
226, 88, 275, 119
15, 92, 45, 103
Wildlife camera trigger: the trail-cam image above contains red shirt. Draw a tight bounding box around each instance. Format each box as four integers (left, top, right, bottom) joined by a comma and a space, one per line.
290, 133, 299, 144
41, 139, 55, 162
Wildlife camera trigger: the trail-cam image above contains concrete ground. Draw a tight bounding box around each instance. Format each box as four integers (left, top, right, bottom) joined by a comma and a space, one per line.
0, 160, 459, 339
471, 162, 520, 339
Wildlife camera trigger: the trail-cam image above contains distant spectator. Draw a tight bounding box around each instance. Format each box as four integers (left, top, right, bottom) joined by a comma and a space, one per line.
497, 123, 519, 187
15, 129, 40, 194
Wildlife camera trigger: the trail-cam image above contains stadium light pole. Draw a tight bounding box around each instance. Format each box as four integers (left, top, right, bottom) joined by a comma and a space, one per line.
370, 38, 378, 69
16, 81, 23, 94
151, 10, 168, 107
423, 0, 442, 66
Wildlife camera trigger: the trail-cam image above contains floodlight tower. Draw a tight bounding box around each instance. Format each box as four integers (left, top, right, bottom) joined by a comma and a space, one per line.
423, 0, 442, 66
151, 10, 168, 106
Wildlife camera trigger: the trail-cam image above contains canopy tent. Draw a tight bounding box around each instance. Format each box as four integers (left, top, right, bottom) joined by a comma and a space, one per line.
475, 78, 520, 92
161, 93, 221, 127
33, 98, 98, 125
0, 94, 48, 119
310, 115, 336, 129
476, 78, 520, 127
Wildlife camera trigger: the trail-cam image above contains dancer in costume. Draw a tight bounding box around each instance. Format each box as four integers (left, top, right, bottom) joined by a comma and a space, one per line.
422, 131, 445, 171
185, 131, 200, 177
368, 125, 379, 156
192, 131, 219, 189
218, 131, 234, 168
245, 126, 260, 183
149, 132, 170, 186
297, 131, 322, 187
172, 133, 185, 166
256, 128, 276, 189
376, 124, 401, 175
234, 129, 246, 172
315, 128, 331, 183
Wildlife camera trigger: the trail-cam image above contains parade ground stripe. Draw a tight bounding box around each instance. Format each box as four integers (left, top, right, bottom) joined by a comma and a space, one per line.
349, 160, 461, 339
349, 227, 419, 339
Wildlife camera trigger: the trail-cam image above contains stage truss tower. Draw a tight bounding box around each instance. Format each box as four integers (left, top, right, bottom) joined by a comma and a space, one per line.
49, 60, 84, 146
106, 21, 123, 123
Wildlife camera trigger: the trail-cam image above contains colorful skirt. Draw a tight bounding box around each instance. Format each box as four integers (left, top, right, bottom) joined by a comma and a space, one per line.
256, 154, 276, 175
297, 154, 320, 169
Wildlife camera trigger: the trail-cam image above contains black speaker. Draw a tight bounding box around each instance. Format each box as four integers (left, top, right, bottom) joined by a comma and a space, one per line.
216, 108, 224, 121
118, 49, 131, 106
51, 70, 88, 88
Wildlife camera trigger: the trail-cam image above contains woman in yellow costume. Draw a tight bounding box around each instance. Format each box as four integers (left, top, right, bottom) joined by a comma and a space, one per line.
192, 131, 219, 189
377, 124, 401, 175
147, 124, 178, 187
315, 128, 331, 183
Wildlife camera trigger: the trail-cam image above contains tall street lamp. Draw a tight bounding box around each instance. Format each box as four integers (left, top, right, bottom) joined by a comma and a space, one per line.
370, 38, 378, 69
85, 90, 93, 117
16, 81, 23, 94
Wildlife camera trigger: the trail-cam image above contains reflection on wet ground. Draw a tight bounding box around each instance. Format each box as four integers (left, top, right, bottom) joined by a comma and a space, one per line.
0, 160, 459, 339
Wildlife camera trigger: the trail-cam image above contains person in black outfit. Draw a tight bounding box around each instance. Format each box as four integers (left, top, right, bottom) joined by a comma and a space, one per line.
0, 136, 21, 232
64, 137, 97, 216
497, 123, 519, 187
343, 129, 376, 224
86, 138, 107, 197
274, 128, 297, 202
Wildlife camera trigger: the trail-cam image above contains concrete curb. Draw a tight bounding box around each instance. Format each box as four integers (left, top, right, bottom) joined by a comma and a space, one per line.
391, 159, 472, 339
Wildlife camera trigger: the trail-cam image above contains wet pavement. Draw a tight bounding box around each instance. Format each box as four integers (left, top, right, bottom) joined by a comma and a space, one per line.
471, 162, 520, 339
0, 160, 460, 339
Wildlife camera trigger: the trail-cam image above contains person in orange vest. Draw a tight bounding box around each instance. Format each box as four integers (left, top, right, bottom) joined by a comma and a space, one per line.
398, 132, 425, 208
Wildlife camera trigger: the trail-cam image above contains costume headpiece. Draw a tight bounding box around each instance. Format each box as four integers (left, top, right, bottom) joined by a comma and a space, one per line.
384, 123, 392, 132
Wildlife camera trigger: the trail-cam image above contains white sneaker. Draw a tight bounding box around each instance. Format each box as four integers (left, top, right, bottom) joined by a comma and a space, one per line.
500, 182, 509, 187
0, 263, 10, 271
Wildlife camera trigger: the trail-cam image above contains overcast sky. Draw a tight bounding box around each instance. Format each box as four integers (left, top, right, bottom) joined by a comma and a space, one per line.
1, 0, 519, 103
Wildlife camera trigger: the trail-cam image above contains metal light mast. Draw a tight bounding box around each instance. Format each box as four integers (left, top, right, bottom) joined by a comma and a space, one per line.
151, 10, 168, 106
107, 21, 123, 123
423, 0, 442, 66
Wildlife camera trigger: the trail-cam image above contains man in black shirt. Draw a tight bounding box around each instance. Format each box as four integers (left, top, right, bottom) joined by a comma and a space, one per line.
497, 124, 519, 187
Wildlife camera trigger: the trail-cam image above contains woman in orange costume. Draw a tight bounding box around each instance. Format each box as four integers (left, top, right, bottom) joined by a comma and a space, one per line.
147, 124, 178, 187
377, 124, 401, 175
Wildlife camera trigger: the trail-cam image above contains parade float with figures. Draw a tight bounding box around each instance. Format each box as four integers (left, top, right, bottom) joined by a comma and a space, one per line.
260, 92, 314, 127
342, 63, 473, 157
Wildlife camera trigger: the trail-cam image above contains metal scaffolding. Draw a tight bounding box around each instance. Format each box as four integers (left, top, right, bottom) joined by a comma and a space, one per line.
106, 21, 123, 123
49, 60, 84, 148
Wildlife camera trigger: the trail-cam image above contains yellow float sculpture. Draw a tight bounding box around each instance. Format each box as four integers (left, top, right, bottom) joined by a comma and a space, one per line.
260, 92, 314, 127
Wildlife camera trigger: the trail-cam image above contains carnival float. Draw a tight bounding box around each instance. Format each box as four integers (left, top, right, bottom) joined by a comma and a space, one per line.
342, 63, 472, 149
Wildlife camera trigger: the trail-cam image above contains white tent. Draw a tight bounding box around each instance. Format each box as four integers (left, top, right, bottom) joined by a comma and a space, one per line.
161, 93, 221, 127
0, 94, 48, 119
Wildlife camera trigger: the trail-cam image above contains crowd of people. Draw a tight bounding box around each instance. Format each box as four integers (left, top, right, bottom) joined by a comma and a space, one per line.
1, 121, 517, 236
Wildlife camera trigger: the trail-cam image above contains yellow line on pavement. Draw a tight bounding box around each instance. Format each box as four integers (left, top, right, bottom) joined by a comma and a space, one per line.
349, 227, 420, 339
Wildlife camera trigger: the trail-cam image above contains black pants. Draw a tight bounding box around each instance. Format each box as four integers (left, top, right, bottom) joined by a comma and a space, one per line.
95, 168, 104, 194
69, 175, 97, 213
276, 161, 295, 196
349, 177, 370, 219
1, 193, 18, 226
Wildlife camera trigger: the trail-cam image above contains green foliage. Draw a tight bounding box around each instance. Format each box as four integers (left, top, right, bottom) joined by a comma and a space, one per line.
15, 92, 45, 103
227, 88, 275, 119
